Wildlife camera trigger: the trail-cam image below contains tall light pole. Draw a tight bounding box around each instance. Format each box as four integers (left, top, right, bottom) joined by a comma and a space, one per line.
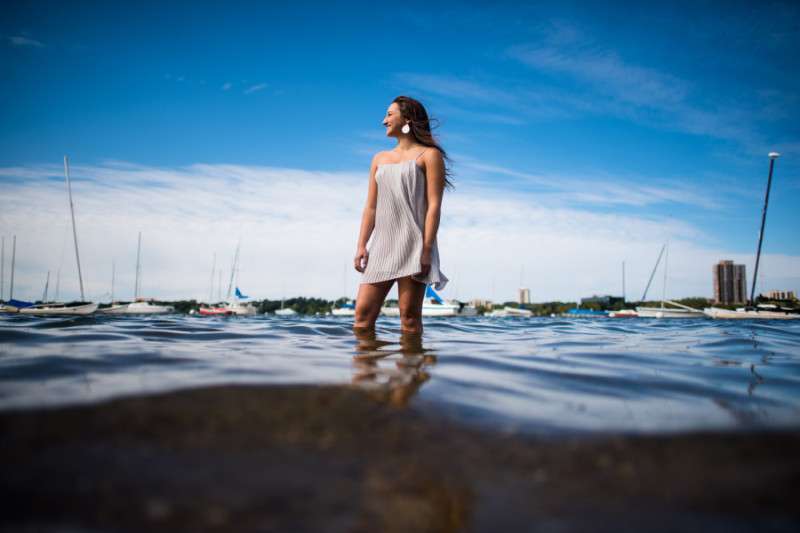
749, 152, 780, 307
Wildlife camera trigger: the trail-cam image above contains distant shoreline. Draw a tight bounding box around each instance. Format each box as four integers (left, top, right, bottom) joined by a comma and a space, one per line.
7, 296, 794, 316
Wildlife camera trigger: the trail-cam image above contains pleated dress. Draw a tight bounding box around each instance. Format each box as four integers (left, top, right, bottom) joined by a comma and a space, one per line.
360, 150, 448, 290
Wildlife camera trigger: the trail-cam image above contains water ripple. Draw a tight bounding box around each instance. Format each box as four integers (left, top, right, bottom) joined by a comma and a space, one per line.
1, 314, 799, 435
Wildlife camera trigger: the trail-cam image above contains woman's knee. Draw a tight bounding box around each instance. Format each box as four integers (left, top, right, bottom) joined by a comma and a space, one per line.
399, 309, 422, 332
354, 303, 379, 326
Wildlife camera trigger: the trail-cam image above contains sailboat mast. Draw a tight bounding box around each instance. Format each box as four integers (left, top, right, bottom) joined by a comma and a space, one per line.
10, 235, 16, 300
226, 240, 240, 302
641, 243, 665, 302
750, 153, 780, 306
64, 156, 86, 301
209, 253, 216, 304
135, 231, 142, 299
43, 271, 50, 302
1, 235, 4, 301
661, 225, 670, 310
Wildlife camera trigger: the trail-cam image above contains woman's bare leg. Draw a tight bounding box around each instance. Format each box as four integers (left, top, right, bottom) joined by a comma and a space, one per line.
354, 280, 394, 329
397, 277, 427, 334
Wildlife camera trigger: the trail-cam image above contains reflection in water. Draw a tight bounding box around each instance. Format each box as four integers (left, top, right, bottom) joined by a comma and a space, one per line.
351, 328, 437, 407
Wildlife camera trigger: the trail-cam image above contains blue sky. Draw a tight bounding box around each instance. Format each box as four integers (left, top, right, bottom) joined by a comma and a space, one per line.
1, 0, 798, 304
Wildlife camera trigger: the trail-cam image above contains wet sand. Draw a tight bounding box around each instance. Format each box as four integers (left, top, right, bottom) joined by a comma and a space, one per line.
1, 384, 798, 532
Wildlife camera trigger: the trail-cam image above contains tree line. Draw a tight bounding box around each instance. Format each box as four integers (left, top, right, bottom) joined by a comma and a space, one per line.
121, 295, 797, 316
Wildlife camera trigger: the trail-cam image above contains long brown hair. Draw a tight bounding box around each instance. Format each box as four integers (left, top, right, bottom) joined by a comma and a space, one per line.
393, 95, 454, 190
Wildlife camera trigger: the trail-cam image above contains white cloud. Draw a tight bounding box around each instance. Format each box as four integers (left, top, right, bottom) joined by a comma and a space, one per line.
221, 82, 232, 90
1, 162, 797, 305
509, 43, 690, 108
459, 161, 723, 210
9, 35, 45, 48
244, 83, 268, 94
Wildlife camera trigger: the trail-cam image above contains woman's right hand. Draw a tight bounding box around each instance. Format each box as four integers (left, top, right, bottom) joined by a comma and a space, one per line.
354, 247, 369, 273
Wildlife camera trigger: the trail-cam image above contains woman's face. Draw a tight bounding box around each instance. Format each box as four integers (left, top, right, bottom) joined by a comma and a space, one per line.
382, 103, 407, 138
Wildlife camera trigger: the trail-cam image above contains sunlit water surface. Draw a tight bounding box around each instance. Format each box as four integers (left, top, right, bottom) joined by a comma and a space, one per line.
1, 314, 799, 435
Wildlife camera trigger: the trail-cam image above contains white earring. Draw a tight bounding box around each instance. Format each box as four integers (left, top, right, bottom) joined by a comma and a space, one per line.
401, 124, 410, 134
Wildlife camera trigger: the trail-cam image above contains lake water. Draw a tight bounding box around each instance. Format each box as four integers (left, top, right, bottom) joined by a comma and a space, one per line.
1, 314, 799, 435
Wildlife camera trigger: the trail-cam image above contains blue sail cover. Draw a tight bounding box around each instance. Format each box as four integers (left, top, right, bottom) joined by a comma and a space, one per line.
425, 285, 443, 303
235, 287, 248, 299
4, 299, 34, 310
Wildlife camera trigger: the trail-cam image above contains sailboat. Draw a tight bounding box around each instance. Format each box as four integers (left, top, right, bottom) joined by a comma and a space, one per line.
331, 265, 356, 315
635, 226, 704, 318
198, 253, 233, 315
220, 287, 257, 315
217, 241, 257, 316
0, 235, 34, 312
487, 305, 533, 317
21, 157, 98, 315
331, 300, 356, 316
274, 301, 298, 316
381, 286, 477, 317
99, 232, 174, 314
198, 246, 257, 316
704, 153, 799, 319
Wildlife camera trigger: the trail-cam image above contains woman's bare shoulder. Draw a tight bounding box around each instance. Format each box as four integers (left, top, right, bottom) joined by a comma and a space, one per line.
420, 147, 444, 166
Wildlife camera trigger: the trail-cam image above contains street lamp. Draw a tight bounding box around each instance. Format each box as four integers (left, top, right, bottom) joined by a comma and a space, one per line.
749, 152, 780, 307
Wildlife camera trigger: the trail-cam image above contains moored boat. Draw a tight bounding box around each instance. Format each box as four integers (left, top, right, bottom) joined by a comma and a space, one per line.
703, 305, 800, 320
608, 309, 638, 317
99, 233, 174, 314
706, 154, 800, 320
127, 298, 175, 314
487, 306, 533, 317
198, 304, 233, 316
19, 301, 99, 315
381, 286, 477, 317
1, 298, 35, 313
635, 300, 705, 318
27, 157, 98, 315
567, 308, 608, 317
219, 300, 257, 315
331, 300, 356, 316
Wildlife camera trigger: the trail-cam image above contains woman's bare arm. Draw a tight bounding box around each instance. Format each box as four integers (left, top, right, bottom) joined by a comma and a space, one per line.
354, 153, 381, 273
419, 150, 445, 275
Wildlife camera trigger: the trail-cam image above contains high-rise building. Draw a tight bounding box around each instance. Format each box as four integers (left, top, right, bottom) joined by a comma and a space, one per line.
517, 287, 530, 305
713, 260, 747, 304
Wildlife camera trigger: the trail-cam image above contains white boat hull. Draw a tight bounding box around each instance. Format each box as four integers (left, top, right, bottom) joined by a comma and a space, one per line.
703, 307, 800, 319
221, 303, 257, 315
381, 300, 476, 317
126, 301, 175, 314
454, 305, 478, 317
19, 302, 99, 315
487, 306, 533, 317
382, 306, 456, 316
99, 301, 175, 314
635, 306, 705, 318
98, 304, 130, 314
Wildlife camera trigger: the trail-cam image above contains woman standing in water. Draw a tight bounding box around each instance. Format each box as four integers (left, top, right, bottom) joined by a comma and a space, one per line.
354, 96, 451, 334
